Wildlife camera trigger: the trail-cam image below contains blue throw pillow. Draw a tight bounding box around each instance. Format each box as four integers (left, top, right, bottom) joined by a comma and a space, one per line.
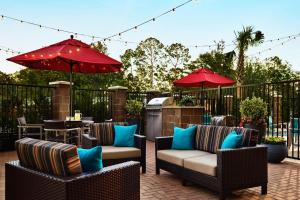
113, 125, 137, 147
77, 146, 103, 172
221, 131, 243, 149
171, 126, 197, 150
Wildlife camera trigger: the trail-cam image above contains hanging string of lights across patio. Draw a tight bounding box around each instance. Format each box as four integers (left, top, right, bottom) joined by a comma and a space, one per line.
247, 33, 300, 57
0, 45, 22, 55
1, 32, 300, 57
0, 0, 194, 44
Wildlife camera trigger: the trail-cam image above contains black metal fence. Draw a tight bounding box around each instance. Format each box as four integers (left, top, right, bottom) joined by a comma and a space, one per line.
172, 80, 300, 159
73, 88, 113, 122
0, 83, 53, 150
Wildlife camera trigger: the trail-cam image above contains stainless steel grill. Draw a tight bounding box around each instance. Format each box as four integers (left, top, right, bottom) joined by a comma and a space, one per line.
145, 97, 173, 141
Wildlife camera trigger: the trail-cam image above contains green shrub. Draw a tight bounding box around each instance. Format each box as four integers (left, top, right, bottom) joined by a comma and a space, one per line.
125, 100, 143, 116
264, 136, 285, 145
240, 97, 267, 120
178, 96, 196, 106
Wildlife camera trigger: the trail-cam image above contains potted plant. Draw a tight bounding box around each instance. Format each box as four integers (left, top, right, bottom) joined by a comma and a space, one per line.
240, 97, 268, 143
261, 136, 287, 163
178, 96, 196, 106
125, 100, 143, 134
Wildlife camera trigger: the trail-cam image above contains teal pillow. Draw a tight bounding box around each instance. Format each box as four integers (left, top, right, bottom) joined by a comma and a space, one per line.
171, 126, 197, 150
221, 131, 243, 149
113, 125, 137, 147
77, 146, 103, 172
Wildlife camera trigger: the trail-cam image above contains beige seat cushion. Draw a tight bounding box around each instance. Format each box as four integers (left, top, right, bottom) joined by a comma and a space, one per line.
102, 146, 141, 160
184, 154, 217, 176
157, 150, 210, 166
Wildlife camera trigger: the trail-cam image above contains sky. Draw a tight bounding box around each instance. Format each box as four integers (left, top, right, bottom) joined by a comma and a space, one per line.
0, 0, 300, 74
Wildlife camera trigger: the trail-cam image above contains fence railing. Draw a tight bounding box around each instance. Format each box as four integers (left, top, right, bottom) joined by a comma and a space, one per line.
73, 88, 113, 122
0, 83, 54, 150
172, 80, 300, 159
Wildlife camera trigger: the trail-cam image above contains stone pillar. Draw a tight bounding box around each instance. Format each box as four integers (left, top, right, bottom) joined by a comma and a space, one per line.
49, 81, 71, 120
108, 86, 128, 122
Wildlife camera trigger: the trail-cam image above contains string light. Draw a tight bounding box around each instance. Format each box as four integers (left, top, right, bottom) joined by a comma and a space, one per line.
247, 34, 300, 57
103, 0, 193, 40
0, 0, 194, 44
0, 45, 22, 55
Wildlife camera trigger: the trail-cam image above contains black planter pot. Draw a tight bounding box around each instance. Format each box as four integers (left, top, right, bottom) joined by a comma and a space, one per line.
125, 117, 141, 135
244, 120, 267, 144
260, 144, 287, 163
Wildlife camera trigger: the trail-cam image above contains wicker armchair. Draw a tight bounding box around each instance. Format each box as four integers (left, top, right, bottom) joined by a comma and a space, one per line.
6, 160, 140, 200
82, 122, 146, 173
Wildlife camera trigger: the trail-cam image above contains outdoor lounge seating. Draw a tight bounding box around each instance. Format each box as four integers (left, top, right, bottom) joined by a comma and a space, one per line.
155, 125, 268, 200
5, 138, 140, 200
17, 116, 44, 139
82, 122, 146, 173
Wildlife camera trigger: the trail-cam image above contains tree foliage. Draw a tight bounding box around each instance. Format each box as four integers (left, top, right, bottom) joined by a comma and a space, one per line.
235, 26, 264, 85
188, 41, 235, 79
243, 56, 299, 84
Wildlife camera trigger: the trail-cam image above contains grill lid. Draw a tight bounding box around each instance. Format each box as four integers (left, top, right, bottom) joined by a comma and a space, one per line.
147, 97, 173, 107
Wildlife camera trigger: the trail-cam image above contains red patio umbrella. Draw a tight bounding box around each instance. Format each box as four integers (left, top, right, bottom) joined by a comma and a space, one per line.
173, 68, 235, 88
7, 35, 122, 116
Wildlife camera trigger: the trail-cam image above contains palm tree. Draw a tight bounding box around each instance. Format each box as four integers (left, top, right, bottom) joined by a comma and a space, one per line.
235, 26, 264, 85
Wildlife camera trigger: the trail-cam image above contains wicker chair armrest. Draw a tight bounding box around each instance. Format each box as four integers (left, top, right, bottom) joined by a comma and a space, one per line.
217, 146, 268, 189
81, 133, 98, 149
134, 134, 146, 149
18, 125, 43, 128
155, 136, 173, 151
66, 161, 140, 199
6, 161, 140, 200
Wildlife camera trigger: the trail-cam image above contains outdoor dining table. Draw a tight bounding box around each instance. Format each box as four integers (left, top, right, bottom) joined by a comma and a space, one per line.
43, 120, 94, 145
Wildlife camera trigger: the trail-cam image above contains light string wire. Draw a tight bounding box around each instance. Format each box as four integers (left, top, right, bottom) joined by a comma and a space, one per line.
0, 0, 194, 44
1, 9, 300, 49
103, 0, 193, 40
0, 45, 22, 55
247, 33, 300, 57
1, 32, 300, 56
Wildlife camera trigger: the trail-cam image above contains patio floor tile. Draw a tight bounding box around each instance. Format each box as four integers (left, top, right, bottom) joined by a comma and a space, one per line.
1, 141, 300, 199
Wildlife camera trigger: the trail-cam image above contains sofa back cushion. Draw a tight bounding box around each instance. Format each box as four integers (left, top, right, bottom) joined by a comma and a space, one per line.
16, 138, 82, 176
90, 122, 126, 145
188, 125, 258, 153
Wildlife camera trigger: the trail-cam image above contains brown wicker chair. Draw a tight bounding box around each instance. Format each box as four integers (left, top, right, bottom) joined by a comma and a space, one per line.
155, 125, 268, 200
82, 122, 146, 173
6, 160, 140, 200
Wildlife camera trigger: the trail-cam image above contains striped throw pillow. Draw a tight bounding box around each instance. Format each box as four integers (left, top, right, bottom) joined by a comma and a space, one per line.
16, 138, 82, 177
91, 122, 126, 145
189, 125, 258, 153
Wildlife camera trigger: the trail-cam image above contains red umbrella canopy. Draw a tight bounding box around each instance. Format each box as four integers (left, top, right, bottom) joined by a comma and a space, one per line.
7, 36, 122, 73
174, 68, 235, 88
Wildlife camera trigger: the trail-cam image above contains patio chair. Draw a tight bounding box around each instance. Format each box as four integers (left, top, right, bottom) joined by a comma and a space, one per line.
43, 120, 82, 144
288, 117, 300, 148
81, 116, 94, 134
17, 116, 43, 139
6, 138, 140, 200
211, 115, 236, 127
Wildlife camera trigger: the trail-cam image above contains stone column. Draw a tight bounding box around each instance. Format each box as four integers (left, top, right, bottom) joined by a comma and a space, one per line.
49, 81, 71, 120
108, 86, 128, 122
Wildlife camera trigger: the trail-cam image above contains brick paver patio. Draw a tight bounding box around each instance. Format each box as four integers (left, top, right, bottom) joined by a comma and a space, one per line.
1, 141, 300, 200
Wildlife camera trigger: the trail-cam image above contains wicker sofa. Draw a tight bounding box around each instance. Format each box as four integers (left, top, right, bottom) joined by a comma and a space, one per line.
82, 122, 146, 173
6, 138, 140, 200
155, 125, 268, 200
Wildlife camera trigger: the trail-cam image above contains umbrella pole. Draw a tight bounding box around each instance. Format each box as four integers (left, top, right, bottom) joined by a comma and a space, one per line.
69, 63, 73, 117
